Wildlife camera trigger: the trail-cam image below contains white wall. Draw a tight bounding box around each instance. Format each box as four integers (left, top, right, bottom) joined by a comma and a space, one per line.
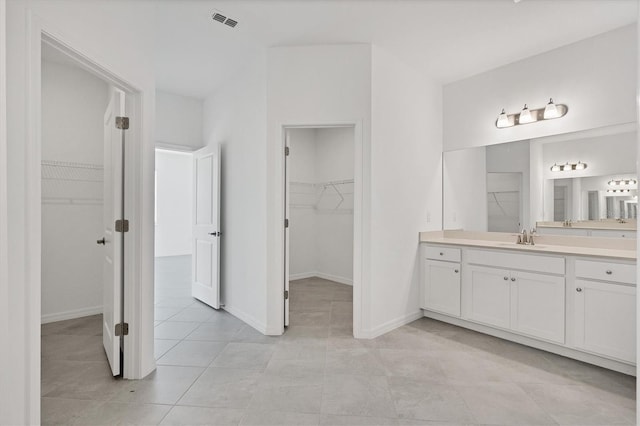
266, 44, 372, 335
156, 90, 204, 150
444, 25, 637, 151
288, 127, 355, 285
369, 45, 442, 337
155, 149, 193, 257
40, 59, 108, 323
202, 51, 268, 333
5, 1, 157, 422
0, 1, 9, 418
315, 127, 354, 284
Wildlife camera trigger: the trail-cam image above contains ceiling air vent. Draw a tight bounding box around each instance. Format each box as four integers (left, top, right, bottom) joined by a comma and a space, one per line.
212, 13, 226, 23
212, 10, 238, 28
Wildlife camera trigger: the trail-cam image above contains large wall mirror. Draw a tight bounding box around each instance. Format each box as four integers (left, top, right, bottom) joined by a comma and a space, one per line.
443, 124, 637, 237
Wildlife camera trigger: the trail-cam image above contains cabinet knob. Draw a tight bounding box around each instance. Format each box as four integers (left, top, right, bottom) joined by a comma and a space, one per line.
454, 269, 459, 273
439, 252, 444, 256
503, 276, 508, 280
510, 277, 516, 282
605, 270, 613, 275
576, 288, 583, 292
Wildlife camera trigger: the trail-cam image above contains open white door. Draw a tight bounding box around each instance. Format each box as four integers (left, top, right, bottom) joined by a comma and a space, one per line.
101, 87, 125, 376
284, 131, 290, 326
192, 144, 221, 309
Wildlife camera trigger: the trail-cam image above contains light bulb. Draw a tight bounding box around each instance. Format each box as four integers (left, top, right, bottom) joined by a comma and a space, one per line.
574, 161, 586, 170
496, 109, 510, 128
550, 163, 561, 172
543, 98, 559, 119
519, 104, 533, 124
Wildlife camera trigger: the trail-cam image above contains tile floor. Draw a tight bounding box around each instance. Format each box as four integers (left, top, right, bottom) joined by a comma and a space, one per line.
41, 255, 636, 425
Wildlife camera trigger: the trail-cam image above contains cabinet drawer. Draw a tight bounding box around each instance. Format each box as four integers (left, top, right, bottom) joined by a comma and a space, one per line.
575, 260, 636, 285
424, 246, 461, 262
466, 249, 564, 275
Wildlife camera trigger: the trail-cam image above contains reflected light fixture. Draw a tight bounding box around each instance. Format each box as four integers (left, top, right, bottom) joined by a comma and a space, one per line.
496, 99, 568, 129
608, 178, 638, 186
550, 161, 587, 172
607, 189, 631, 194
543, 98, 560, 119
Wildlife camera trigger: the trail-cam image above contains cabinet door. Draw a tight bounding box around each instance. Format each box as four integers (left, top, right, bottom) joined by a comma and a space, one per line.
422, 260, 461, 317
511, 271, 565, 344
574, 280, 636, 363
467, 265, 510, 329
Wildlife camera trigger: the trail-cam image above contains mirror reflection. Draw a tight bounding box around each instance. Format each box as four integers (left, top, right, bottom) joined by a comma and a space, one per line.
443, 126, 637, 238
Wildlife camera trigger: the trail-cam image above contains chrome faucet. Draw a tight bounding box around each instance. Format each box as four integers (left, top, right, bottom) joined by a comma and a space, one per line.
516, 229, 535, 245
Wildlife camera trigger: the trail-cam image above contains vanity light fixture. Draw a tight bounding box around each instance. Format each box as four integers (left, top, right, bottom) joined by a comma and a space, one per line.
608, 178, 638, 186
519, 104, 533, 124
607, 189, 631, 194
550, 161, 587, 172
496, 109, 510, 128
543, 98, 560, 119
496, 99, 568, 128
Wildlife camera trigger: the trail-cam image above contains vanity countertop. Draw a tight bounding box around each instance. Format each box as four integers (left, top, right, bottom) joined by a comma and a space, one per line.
419, 230, 637, 260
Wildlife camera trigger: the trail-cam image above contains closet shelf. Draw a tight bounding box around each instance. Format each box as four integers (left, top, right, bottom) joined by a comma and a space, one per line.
289, 179, 354, 212
41, 160, 104, 182
41, 160, 103, 205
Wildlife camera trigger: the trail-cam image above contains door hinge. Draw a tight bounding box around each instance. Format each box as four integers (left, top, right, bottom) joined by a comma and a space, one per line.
284, 290, 289, 300
115, 219, 129, 232
285, 218, 289, 228
115, 322, 129, 336
285, 146, 290, 156
115, 116, 130, 130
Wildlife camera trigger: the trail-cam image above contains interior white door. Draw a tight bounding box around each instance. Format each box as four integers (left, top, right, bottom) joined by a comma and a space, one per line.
192, 144, 221, 309
101, 87, 125, 376
284, 131, 290, 327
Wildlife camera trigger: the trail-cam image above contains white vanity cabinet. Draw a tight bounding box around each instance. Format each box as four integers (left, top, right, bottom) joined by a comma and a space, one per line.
573, 259, 636, 363
465, 256, 565, 344
420, 240, 636, 374
420, 246, 461, 317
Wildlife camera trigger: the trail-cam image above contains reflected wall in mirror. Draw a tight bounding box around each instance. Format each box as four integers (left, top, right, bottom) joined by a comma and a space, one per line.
443, 125, 637, 237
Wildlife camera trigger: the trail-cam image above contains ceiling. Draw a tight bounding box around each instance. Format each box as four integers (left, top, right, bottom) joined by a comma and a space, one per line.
154, 0, 638, 99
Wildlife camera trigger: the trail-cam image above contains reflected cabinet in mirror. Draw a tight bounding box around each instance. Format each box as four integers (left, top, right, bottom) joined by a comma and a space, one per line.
443, 125, 637, 238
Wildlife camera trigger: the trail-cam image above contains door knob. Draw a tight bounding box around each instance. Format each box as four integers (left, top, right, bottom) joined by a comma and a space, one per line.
96, 237, 106, 245
576, 288, 583, 292
208, 232, 221, 237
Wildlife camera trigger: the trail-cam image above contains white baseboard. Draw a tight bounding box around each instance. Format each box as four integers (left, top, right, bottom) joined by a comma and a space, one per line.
289, 271, 353, 286
41, 305, 103, 324
222, 304, 277, 335
289, 272, 316, 281
314, 272, 353, 286
358, 310, 423, 339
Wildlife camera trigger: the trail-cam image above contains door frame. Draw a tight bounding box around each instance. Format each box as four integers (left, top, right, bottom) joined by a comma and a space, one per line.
25, 13, 153, 419
279, 122, 365, 338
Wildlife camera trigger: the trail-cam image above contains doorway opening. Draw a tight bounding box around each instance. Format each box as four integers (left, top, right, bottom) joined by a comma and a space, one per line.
40, 37, 133, 400
153, 144, 224, 363
284, 126, 355, 335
